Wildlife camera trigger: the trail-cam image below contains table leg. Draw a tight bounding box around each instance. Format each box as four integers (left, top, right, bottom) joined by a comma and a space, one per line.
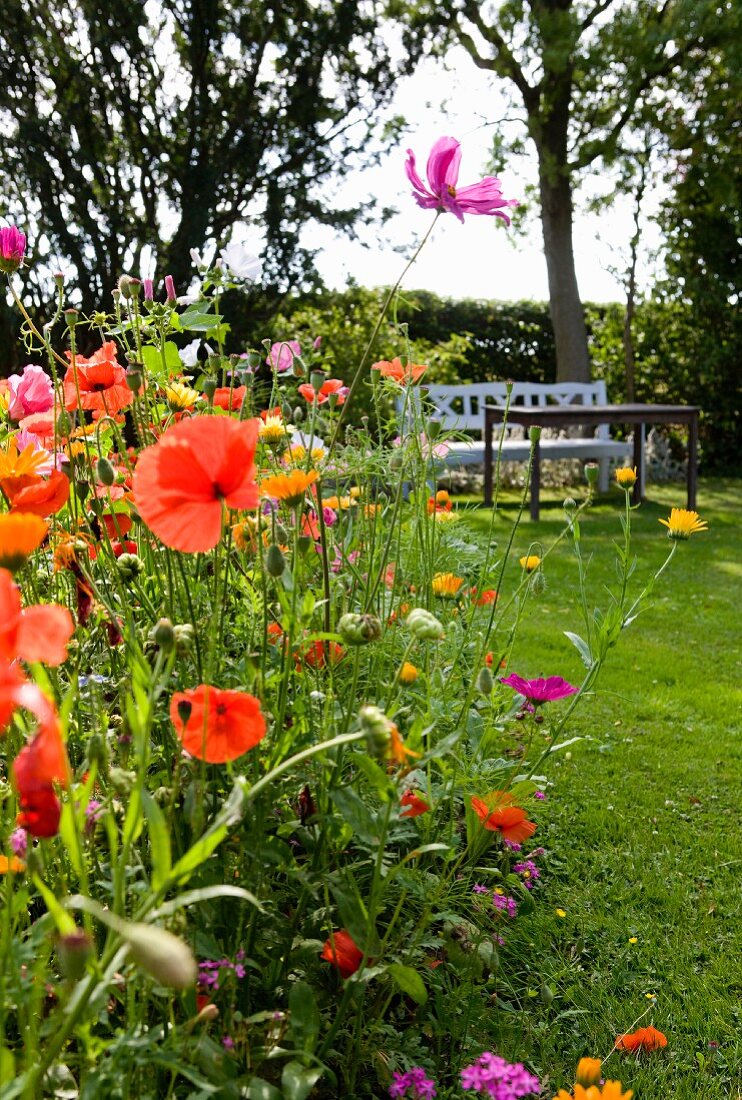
688, 413, 698, 510
632, 424, 644, 505
530, 438, 540, 521
484, 416, 493, 507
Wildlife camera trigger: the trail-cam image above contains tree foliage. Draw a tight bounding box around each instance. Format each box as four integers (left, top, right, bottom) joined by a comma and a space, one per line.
0, 0, 396, 313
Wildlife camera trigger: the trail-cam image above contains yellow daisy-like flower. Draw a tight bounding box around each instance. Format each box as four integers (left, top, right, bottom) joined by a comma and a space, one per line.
364, 503, 382, 518
554, 1083, 632, 1100
658, 507, 708, 540
260, 469, 317, 508
399, 662, 418, 684
349, 486, 361, 500
323, 495, 356, 511
0, 512, 49, 572
259, 415, 290, 446
519, 555, 541, 573
433, 510, 458, 524
575, 1058, 602, 1087
615, 466, 637, 488
164, 381, 201, 411
431, 572, 465, 598
0, 441, 49, 481
283, 443, 324, 465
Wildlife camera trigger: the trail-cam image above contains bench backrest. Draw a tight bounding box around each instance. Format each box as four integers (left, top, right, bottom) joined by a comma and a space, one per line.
401, 380, 611, 439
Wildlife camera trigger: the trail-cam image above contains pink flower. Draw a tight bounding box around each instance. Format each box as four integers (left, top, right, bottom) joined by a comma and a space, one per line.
7, 366, 54, 420
266, 341, 301, 372
501, 674, 578, 705
0, 226, 26, 274
164, 275, 177, 302
405, 137, 518, 224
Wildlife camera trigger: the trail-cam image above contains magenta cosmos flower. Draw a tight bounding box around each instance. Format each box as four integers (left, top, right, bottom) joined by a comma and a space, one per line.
405, 137, 518, 223
0, 226, 26, 274
501, 673, 578, 705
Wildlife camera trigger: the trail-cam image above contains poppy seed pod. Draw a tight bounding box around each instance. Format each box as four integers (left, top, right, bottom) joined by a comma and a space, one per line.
201, 378, 217, 400
121, 922, 197, 989
584, 462, 599, 486
337, 612, 382, 646
265, 544, 286, 577
151, 618, 175, 652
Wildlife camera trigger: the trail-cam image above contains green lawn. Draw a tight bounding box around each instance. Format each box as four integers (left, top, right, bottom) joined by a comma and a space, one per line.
464, 478, 742, 1099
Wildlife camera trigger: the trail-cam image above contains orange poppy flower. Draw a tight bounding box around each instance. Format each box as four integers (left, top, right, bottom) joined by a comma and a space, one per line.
400, 790, 430, 818
615, 1026, 667, 1053
18, 412, 56, 443
133, 416, 260, 553
169, 684, 267, 764
371, 358, 428, 385
8, 470, 70, 517
321, 929, 363, 978
212, 386, 247, 411
0, 568, 73, 667
298, 640, 345, 670
472, 588, 498, 606
471, 792, 537, 844
0, 513, 48, 572
297, 379, 347, 405
63, 341, 133, 415
260, 469, 318, 508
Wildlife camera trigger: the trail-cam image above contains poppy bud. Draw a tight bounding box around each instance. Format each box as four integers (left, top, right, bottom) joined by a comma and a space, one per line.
58, 929, 93, 981
477, 667, 494, 695
292, 406, 304, 423
359, 704, 393, 757
173, 624, 195, 655
297, 535, 313, 555
75, 480, 91, 503
151, 618, 175, 652
121, 922, 197, 989
118, 275, 134, 299
529, 425, 541, 445
56, 411, 72, 436
405, 608, 445, 641
96, 456, 116, 487
563, 497, 577, 514
246, 350, 262, 370
265, 544, 285, 578
337, 613, 382, 646
274, 522, 289, 545
531, 570, 547, 596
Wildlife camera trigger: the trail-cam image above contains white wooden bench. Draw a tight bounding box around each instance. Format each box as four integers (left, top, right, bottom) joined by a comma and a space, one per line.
400, 380, 630, 492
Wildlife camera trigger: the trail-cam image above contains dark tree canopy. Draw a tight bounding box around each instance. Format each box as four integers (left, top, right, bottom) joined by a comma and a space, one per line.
0, 0, 396, 316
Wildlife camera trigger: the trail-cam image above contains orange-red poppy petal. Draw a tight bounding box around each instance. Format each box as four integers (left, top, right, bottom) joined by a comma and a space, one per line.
16, 605, 74, 666
170, 685, 267, 764
9, 470, 70, 517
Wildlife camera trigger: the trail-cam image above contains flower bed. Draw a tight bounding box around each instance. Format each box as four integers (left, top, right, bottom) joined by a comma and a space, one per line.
0, 140, 707, 1098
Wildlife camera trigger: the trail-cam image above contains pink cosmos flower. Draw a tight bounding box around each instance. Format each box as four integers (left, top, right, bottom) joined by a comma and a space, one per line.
0, 227, 26, 274
405, 137, 518, 224
501, 673, 578, 705
266, 340, 301, 372
7, 365, 54, 421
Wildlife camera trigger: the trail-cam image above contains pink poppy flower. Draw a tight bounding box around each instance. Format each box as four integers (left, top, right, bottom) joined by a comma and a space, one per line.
501, 673, 578, 705
7, 366, 54, 421
265, 341, 301, 372
405, 136, 518, 223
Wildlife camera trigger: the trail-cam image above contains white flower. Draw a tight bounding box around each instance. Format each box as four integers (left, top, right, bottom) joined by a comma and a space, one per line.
220, 242, 262, 282
190, 248, 207, 268
179, 338, 212, 368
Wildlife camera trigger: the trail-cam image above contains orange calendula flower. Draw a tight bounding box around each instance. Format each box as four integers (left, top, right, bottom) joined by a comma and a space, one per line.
261, 469, 318, 507
471, 791, 537, 844
658, 508, 707, 540
0, 855, 25, 874
575, 1058, 602, 1087
0, 441, 49, 494
614, 466, 637, 488
431, 572, 465, 598
170, 684, 267, 764
615, 1025, 667, 1053
372, 358, 428, 385
554, 1083, 633, 1100
0, 513, 48, 572
399, 661, 419, 684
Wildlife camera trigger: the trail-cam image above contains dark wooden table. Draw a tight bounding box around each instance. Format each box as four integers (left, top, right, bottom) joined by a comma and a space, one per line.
483, 403, 700, 519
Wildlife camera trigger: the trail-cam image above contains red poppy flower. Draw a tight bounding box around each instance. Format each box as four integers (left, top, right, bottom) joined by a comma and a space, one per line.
321, 929, 363, 978
0, 568, 74, 667
101, 512, 133, 540
471, 792, 536, 844
372, 358, 428, 385
63, 341, 133, 415
471, 588, 498, 606
212, 386, 247, 411
615, 1026, 667, 1053
170, 684, 267, 764
400, 790, 430, 818
133, 416, 260, 552
13, 714, 69, 838
8, 470, 70, 517
297, 379, 347, 405
298, 640, 344, 670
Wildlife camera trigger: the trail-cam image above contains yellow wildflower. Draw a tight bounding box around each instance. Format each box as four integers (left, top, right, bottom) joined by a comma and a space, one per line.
399, 662, 418, 684
519, 555, 541, 573
164, 381, 201, 411
259, 415, 290, 446
575, 1058, 602, 1087
431, 572, 464, 598
614, 466, 637, 488
658, 507, 707, 540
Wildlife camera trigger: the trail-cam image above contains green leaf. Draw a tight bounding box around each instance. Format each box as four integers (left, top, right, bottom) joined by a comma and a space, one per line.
288, 982, 320, 1055
281, 1063, 323, 1100
179, 307, 223, 333
387, 962, 428, 1004
150, 885, 263, 919
330, 786, 380, 845
0, 1047, 15, 1086
564, 630, 593, 669
141, 788, 171, 891
140, 341, 181, 381
58, 801, 84, 878
167, 782, 245, 887
245, 1079, 283, 1100
353, 754, 396, 800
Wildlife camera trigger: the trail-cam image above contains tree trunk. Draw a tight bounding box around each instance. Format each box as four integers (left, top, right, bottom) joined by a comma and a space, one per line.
539, 169, 591, 383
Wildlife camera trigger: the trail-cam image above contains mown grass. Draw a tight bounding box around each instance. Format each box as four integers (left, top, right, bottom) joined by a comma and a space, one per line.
463, 478, 742, 1099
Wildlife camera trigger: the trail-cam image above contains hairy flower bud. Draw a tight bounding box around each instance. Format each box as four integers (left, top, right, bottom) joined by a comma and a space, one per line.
121, 922, 197, 989
477, 666, 494, 695
173, 623, 195, 655
151, 618, 175, 652
405, 608, 445, 641
58, 929, 94, 981
337, 613, 382, 646
531, 570, 547, 595
359, 704, 393, 757
265, 544, 286, 578
529, 425, 542, 445
584, 462, 599, 487
96, 456, 116, 487
118, 275, 134, 299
